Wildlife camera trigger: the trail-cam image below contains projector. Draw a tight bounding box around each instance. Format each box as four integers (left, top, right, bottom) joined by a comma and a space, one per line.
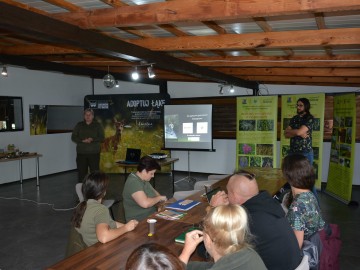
149, 153, 168, 159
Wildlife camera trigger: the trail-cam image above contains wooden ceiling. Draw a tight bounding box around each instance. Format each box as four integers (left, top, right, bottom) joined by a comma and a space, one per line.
0, 0, 359, 91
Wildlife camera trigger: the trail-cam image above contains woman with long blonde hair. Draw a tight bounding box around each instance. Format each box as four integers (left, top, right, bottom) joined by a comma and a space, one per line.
179, 204, 266, 270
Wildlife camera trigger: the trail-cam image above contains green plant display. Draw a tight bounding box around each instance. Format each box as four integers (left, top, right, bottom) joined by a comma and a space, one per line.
256, 120, 274, 131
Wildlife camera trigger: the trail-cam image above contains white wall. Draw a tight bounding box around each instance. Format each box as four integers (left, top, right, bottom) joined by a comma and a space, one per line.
0, 67, 91, 184
167, 81, 360, 185
1, 70, 358, 185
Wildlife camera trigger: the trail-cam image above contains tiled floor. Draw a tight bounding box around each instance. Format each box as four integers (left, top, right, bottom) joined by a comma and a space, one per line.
0, 170, 359, 270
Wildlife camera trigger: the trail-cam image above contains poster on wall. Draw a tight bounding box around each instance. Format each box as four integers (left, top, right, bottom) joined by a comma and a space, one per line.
280, 93, 325, 189
326, 93, 356, 204
85, 94, 170, 173
236, 96, 278, 169
29, 105, 47, 135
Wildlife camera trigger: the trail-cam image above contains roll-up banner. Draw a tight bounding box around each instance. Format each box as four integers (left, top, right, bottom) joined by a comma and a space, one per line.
236, 96, 278, 169
85, 94, 170, 173
326, 93, 356, 204
280, 94, 325, 189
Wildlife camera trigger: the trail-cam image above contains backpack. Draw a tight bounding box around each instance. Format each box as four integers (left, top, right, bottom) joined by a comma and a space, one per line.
319, 224, 342, 270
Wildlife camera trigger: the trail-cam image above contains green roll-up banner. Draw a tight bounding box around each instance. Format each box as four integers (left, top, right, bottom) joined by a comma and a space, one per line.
280, 94, 325, 189
326, 93, 356, 204
236, 96, 278, 169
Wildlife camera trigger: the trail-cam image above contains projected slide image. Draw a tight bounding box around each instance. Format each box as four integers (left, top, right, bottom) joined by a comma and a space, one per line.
197, 122, 208, 134
183, 122, 193, 134
164, 104, 213, 150
164, 114, 179, 139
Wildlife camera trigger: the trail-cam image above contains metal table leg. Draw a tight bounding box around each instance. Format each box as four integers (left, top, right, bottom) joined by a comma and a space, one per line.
19, 159, 23, 184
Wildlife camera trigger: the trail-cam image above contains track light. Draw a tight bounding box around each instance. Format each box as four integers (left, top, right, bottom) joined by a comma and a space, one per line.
147, 65, 156, 78
1, 66, 8, 77
229, 85, 235, 93
115, 80, 119, 88
131, 66, 139, 80
219, 85, 224, 94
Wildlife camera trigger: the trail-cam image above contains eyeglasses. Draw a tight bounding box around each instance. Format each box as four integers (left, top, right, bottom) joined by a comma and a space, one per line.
235, 170, 255, 180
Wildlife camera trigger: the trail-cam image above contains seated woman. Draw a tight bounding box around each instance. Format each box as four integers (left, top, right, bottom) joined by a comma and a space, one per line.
179, 204, 267, 270
72, 171, 138, 247
126, 243, 185, 270
282, 154, 325, 248
122, 156, 167, 222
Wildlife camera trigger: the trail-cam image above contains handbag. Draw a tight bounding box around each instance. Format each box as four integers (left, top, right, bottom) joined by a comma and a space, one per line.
302, 232, 322, 270
319, 223, 341, 270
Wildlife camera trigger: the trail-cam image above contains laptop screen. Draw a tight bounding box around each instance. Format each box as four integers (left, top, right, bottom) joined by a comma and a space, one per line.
125, 148, 141, 163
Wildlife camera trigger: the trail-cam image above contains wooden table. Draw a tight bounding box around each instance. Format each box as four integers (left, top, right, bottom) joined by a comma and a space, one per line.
48, 167, 286, 270
48, 218, 203, 270
0, 153, 42, 186
116, 157, 179, 192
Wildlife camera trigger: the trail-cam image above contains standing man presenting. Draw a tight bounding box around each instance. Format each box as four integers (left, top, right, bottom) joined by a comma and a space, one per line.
284, 98, 314, 164
72, 108, 104, 182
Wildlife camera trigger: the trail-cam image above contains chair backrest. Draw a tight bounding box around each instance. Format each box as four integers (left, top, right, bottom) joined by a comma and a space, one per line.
295, 255, 310, 270
75, 183, 84, 202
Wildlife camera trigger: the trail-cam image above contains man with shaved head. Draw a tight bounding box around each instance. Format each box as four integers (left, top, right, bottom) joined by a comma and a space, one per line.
210, 171, 302, 270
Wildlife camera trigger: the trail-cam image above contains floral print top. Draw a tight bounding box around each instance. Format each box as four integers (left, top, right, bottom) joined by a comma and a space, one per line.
286, 191, 325, 240
289, 114, 314, 154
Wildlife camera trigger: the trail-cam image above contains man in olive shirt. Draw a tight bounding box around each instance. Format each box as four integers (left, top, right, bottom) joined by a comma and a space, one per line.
72, 108, 104, 182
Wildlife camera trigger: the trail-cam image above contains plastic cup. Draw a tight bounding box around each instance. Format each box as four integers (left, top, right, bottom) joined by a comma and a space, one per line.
147, 219, 157, 236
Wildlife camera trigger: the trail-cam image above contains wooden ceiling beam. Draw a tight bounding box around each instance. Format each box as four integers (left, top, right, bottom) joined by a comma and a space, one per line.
215, 67, 360, 77
242, 75, 360, 84
0, 44, 85, 55
52, 0, 360, 28
187, 55, 360, 68
0, 2, 258, 90
127, 28, 360, 51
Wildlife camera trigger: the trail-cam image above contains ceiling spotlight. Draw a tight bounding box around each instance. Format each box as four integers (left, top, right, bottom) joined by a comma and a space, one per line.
115, 80, 119, 88
219, 85, 224, 95
147, 65, 156, 78
1, 66, 8, 77
229, 85, 235, 93
131, 66, 139, 80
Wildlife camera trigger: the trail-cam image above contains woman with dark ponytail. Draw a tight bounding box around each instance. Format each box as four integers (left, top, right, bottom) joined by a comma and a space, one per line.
71, 171, 138, 247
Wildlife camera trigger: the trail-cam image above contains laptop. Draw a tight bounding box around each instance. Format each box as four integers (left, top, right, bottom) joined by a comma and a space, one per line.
117, 148, 141, 164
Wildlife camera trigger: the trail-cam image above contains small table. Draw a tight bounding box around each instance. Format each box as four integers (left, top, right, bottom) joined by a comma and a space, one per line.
116, 157, 179, 192
0, 153, 42, 186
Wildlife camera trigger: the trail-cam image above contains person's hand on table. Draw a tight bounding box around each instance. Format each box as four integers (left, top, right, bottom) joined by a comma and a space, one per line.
210, 191, 229, 207
125, 219, 138, 232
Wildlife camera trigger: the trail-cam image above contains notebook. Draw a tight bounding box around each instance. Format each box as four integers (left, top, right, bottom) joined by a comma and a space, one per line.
117, 148, 141, 164
165, 199, 201, 211
175, 226, 201, 244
